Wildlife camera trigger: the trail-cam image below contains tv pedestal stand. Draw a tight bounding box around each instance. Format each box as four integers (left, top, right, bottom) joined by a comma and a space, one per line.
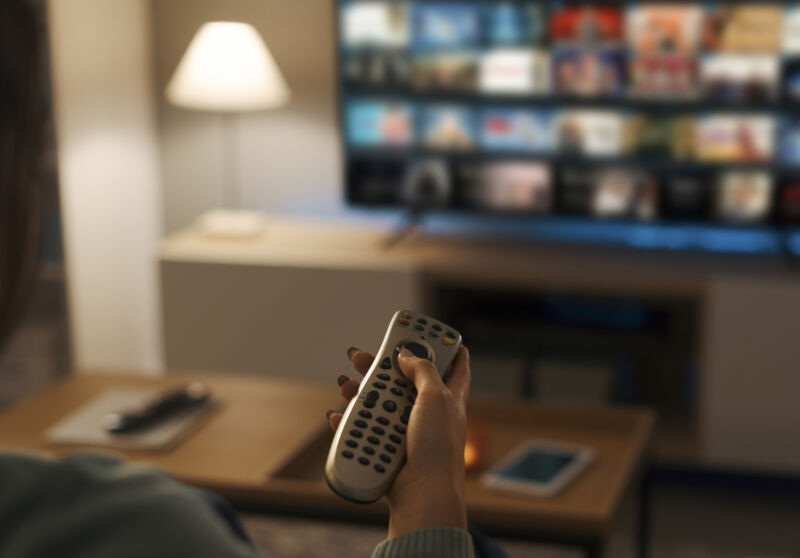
382, 207, 423, 250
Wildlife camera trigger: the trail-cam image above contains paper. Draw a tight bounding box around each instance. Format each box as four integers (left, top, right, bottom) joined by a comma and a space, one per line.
45, 388, 216, 452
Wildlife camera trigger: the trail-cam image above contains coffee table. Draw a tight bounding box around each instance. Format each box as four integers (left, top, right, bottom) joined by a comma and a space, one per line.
0, 372, 654, 557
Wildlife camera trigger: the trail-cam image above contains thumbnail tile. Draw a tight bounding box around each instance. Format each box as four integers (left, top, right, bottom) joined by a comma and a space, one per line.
346, 100, 414, 147
703, 3, 783, 53
420, 105, 477, 150
480, 109, 555, 153
716, 171, 773, 223
341, 1, 410, 48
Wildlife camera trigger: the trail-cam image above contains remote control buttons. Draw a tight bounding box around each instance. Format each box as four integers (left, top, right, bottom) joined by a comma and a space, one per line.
342, 450, 353, 459
413, 324, 424, 331
379, 454, 392, 463
346, 440, 358, 448
359, 410, 372, 419
393, 424, 406, 434
350, 429, 363, 438
403, 312, 412, 319
407, 394, 416, 403
429, 330, 439, 338
363, 446, 375, 455
446, 331, 456, 338
372, 426, 385, 435
380, 357, 392, 369
389, 434, 402, 444
373, 381, 386, 390
382, 400, 397, 413
364, 390, 379, 408
417, 318, 428, 325
394, 378, 408, 387
375, 464, 386, 473
358, 457, 369, 466
384, 444, 397, 454
354, 419, 367, 428
398, 319, 409, 326
401, 406, 412, 425
377, 416, 389, 426
432, 324, 442, 331
443, 337, 454, 346
367, 436, 380, 445
377, 373, 390, 381
390, 387, 403, 397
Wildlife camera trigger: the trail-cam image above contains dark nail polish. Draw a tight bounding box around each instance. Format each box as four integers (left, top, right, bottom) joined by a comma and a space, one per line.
346, 346, 359, 359
326, 409, 335, 420
337, 375, 349, 386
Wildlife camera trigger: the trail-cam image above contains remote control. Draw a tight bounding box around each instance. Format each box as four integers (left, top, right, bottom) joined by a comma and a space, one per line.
102, 383, 211, 435
325, 310, 463, 504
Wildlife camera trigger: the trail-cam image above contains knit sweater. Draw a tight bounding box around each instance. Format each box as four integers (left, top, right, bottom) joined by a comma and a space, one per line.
0, 452, 474, 558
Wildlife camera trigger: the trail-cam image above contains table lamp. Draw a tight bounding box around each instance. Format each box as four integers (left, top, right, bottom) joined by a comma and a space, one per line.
166, 21, 290, 237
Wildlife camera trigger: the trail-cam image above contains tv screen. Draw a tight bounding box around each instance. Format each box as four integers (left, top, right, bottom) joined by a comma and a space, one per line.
337, 1, 800, 252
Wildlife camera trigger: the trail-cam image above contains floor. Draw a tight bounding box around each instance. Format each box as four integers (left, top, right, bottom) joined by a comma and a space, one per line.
241, 482, 800, 558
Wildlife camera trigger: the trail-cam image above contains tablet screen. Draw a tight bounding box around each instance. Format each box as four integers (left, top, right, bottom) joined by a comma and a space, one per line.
496, 448, 578, 484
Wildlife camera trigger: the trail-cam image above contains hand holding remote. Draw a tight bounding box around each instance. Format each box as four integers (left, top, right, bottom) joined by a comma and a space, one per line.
328, 343, 471, 538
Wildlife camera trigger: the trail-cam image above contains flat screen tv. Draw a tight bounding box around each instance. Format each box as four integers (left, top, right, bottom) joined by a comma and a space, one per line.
336, 1, 800, 254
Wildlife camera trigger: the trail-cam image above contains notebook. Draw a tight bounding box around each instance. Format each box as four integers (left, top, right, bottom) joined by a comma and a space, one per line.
45, 387, 217, 452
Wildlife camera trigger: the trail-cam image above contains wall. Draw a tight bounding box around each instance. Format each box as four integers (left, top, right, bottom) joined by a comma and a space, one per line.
152, 0, 342, 233
48, 0, 163, 372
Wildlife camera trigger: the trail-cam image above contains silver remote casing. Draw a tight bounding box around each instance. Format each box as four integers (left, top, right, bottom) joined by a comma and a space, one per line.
325, 310, 463, 504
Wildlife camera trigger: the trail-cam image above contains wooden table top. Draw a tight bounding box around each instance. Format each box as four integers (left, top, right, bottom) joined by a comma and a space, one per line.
0, 373, 341, 489
0, 372, 654, 538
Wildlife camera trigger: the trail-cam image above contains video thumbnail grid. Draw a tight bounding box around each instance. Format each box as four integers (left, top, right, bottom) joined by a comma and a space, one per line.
348, 157, 800, 225
340, 2, 800, 101
339, 1, 800, 226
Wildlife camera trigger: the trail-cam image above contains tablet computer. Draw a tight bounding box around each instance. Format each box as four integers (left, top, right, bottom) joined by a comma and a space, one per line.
482, 439, 594, 497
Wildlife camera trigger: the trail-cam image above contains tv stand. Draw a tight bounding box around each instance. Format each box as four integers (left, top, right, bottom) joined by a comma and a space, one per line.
160, 215, 800, 475
381, 207, 423, 250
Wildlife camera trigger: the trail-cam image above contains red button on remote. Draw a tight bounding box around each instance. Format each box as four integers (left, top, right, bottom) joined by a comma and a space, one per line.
403, 312, 412, 319
398, 319, 409, 326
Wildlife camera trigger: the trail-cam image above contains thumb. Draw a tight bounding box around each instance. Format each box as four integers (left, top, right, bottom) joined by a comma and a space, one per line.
397, 347, 444, 392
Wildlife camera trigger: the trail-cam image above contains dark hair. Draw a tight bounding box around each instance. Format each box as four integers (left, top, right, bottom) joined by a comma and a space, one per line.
0, 0, 46, 349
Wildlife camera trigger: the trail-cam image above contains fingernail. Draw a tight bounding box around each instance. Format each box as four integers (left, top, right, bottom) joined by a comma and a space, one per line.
325, 409, 335, 420
337, 374, 349, 386
399, 348, 413, 359
346, 346, 359, 359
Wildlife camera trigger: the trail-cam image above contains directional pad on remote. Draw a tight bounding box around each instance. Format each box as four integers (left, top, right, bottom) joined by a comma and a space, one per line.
398, 341, 431, 361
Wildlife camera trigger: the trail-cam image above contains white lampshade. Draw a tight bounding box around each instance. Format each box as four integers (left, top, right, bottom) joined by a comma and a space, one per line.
166, 21, 290, 112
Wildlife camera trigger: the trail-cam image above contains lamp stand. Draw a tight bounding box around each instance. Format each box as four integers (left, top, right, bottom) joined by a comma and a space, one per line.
221, 113, 242, 209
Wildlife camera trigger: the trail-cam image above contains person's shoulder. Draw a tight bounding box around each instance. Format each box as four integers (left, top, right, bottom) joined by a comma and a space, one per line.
0, 451, 259, 558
